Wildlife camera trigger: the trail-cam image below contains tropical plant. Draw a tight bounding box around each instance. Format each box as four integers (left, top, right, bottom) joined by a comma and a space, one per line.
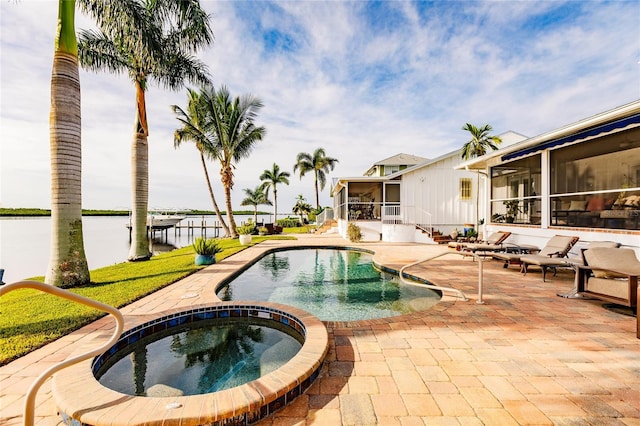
460, 123, 502, 227
292, 194, 312, 225
240, 185, 272, 224
259, 163, 290, 223
172, 88, 231, 237
237, 222, 255, 235
347, 222, 362, 242
192, 237, 222, 256
78, 0, 213, 260
503, 200, 522, 223
45, 0, 90, 287
199, 85, 266, 238
293, 148, 339, 210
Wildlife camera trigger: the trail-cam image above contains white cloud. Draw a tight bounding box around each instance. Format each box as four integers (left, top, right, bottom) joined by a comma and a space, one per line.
1, 0, 638, 213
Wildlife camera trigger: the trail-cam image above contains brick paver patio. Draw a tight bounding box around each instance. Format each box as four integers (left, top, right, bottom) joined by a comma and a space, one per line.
1, 234, 638, 425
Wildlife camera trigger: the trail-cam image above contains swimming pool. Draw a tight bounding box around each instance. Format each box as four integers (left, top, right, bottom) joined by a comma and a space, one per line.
96, 317, 303, 396
216, 248, 440, 321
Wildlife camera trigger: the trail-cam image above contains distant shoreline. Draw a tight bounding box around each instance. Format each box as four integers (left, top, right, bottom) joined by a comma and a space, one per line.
0, 208, 269, 217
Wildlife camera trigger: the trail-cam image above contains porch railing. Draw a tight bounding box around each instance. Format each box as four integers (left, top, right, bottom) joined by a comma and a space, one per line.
382, 205, 433, 237
316, 207, 334, 226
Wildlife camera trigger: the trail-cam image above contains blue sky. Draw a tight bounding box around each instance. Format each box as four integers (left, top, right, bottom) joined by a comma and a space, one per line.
1, 0, 638, 213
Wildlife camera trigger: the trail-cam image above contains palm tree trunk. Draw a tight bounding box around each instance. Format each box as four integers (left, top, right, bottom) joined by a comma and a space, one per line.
221, 166, 238, 237
273, 188, 278, 223
314, 171, 320, 210
128, 80, 151, 260
46, 50, 90, 287
199, 152, 230, 237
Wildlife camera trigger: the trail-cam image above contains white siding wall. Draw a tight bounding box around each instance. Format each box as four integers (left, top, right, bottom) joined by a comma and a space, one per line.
401, 154, 481, 234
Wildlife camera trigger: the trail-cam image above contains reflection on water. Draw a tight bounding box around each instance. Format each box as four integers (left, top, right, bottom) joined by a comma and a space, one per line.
0, 215, 256, 284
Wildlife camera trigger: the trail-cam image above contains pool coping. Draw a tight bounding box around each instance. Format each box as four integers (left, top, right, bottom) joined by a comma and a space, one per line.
52, 301, 329, 426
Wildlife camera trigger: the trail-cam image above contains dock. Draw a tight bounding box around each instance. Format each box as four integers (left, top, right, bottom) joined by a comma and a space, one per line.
127, 219, 224, 241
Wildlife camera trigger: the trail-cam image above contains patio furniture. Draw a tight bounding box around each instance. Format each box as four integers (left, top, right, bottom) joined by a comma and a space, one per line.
448, 231, 511, 251
575, 247, 640, 338
522, 240, 620, 282
492, 235, 579, 270
460, 231, 512, 254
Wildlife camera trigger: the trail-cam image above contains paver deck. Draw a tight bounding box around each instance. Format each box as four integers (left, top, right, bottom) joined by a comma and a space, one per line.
1, 233, 638, 425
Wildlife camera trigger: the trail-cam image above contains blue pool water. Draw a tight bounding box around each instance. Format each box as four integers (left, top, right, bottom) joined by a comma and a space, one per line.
216, 248, 440, 321
96, 317, 302, 396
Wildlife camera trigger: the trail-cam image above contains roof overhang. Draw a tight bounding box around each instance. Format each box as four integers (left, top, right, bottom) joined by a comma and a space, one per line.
457, 100, 640, 171
332, 176, 388, 195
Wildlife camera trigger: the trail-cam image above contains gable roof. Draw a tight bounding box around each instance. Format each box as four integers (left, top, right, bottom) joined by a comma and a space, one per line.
363, 153, 429, 176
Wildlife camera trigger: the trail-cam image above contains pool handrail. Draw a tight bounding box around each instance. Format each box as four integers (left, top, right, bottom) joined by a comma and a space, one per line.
399, 250, 489, 303
0, 280, 124, 426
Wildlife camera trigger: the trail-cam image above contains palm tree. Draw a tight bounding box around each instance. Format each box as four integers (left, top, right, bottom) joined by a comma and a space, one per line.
461, 123, 502, 227
201, 85, 266, 237
172, 88, 231, 237
293, 148, 339, 210
78, 0, 213, 260
259, 163, 290, 223
240, 186, 272, 224
292, 194, 312, 225
46, 0, 90, 287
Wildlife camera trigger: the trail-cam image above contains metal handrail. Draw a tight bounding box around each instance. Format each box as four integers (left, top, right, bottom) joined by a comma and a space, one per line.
399, 250, 488, 304
0, 280, 124, 426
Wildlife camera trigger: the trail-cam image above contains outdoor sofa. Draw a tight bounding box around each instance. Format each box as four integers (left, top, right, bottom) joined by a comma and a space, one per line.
575, 246, 640, 338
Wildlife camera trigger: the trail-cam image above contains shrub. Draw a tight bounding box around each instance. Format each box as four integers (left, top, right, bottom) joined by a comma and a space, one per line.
347, 222, 362, 242
237, 224, 255, 235
277, 217, 301, 228
192, 237, 222, 255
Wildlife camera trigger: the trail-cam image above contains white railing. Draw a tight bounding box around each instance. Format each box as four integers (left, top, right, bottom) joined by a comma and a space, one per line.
0, 281, 124, 426
316, 207, 334, 226
382, 205, 433, 237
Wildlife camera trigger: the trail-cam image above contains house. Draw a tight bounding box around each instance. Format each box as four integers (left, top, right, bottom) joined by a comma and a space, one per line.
460, 100, 640, 252
363, 153, 429, 177
331, 131, 526, 242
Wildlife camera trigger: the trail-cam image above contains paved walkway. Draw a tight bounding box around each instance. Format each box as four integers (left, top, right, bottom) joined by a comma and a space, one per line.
1, 234, 638, 425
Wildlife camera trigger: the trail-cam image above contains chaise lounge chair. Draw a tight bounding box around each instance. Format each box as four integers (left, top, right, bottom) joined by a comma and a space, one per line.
461, 231, 512, 254
492, 235, 579, 271
448, 231, 511, 251
522, 240, 619, 282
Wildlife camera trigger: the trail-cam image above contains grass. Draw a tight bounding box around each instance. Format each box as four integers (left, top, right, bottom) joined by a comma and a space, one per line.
0, 235, 295, 366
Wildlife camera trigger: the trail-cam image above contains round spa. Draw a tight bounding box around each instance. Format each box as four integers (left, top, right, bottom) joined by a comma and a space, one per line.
53, 303, 329, 426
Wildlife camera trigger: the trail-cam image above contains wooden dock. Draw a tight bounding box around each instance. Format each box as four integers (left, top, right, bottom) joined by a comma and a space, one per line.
127, 220, 224, 241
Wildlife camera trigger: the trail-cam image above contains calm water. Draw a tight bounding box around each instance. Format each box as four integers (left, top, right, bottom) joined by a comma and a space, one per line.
217, 248, 440, 321
0, 214, 261, 284
97, 317, 302, 396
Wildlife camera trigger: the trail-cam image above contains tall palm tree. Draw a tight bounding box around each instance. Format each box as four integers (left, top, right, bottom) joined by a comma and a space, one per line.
201, 85, 266, 237
293, 148, 338, 210
259, 163, 290, 223
461, 123, 502, 227
240, 185, 272, 224
46, 0, 90, 287
78, 0, 213, 260
172, 88, 231, 237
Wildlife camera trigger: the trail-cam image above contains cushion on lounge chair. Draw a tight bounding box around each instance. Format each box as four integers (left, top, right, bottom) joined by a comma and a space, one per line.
463, 231, 511, 252
537, 235, 579, 257
584, 247, 640, 278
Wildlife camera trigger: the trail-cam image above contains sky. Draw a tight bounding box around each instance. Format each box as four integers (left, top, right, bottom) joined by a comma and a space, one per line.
1, 0, 639, 214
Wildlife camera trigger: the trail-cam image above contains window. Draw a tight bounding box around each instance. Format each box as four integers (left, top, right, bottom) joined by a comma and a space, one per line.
490, 155, 542, 224
550, 127, 640, 230
460, 178, 472, 200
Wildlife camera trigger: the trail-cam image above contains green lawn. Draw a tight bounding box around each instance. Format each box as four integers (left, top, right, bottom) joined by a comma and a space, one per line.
0, 235, 294, 366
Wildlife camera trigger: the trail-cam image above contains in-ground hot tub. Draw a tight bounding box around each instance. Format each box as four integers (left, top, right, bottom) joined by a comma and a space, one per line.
53, 302, 328, 426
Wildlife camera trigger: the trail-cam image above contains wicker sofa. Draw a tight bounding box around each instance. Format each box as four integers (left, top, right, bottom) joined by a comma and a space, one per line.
576, 247, 640, 338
